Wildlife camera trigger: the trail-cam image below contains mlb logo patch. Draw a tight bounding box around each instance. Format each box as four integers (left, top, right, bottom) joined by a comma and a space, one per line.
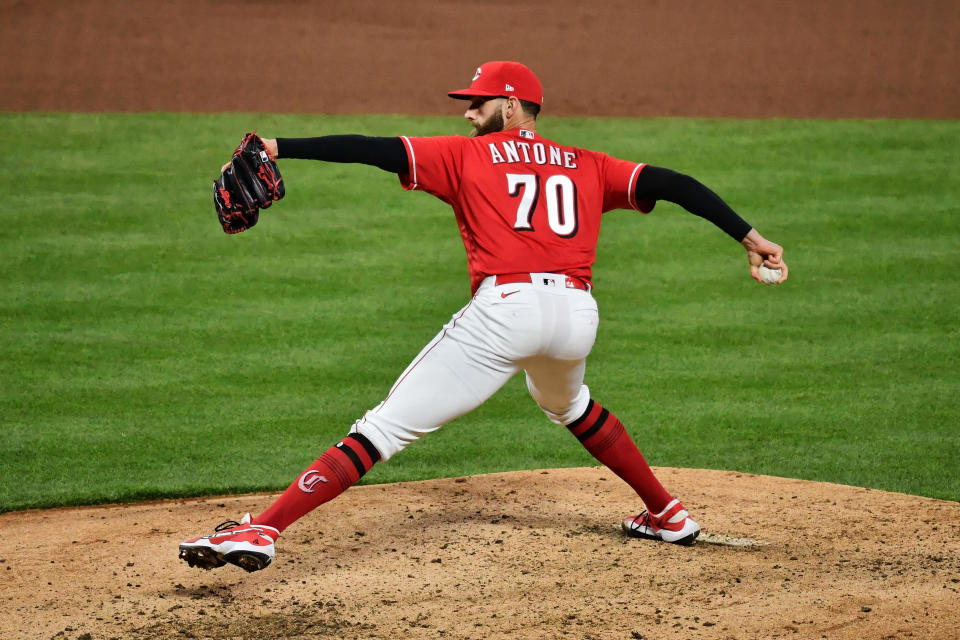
519, 129, 534, 139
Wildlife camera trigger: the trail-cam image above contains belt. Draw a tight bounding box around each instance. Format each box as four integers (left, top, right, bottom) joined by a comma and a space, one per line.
494, 273, 591, 291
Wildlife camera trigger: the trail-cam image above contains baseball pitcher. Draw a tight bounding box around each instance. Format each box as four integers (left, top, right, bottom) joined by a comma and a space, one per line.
181, 61, 788, 572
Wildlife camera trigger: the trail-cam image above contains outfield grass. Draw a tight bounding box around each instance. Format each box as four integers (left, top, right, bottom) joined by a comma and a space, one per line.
1, 113, 957, 511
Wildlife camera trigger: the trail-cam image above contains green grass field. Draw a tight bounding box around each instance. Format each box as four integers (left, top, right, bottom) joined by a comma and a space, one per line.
1, 113, 957, 512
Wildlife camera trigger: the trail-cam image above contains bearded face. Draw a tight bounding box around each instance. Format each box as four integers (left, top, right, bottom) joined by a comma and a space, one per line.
471, 106, 505, 137
465, 96, 506, 137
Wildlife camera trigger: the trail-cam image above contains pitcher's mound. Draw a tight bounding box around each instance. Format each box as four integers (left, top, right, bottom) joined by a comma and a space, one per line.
3, 467, 958, 639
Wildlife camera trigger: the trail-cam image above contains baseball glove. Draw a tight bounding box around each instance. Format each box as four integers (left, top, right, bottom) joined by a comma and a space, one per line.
213, 132, 285, 234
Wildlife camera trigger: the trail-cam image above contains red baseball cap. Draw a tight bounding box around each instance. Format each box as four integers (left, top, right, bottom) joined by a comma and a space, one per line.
448, 61, 543, 106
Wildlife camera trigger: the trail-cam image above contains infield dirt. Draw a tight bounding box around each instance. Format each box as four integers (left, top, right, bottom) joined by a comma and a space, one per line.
2, 1, 959, 638
2, 0, 958, 118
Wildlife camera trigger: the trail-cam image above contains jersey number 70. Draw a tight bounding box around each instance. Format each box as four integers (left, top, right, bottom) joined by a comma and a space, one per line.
507, 173, 579, 238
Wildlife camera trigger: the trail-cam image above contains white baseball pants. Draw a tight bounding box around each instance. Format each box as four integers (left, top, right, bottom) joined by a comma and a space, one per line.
351, 273, 600, 460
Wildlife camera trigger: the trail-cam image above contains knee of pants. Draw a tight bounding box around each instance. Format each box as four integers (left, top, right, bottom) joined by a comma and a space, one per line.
348, 409, 440, 462
529, 382, 592, 426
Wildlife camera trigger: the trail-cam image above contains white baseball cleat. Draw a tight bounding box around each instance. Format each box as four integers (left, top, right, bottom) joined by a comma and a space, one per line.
622, 499, 700, 546
179, 513, 278, 572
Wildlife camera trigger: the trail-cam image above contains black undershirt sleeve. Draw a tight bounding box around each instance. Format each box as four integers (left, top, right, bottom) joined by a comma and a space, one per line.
276, 136, 409, 174
634, 166, 752, 241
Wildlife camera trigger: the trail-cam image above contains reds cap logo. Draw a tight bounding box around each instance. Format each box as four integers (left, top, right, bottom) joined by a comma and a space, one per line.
297, 469, 328, 493
472, 67, 482, 81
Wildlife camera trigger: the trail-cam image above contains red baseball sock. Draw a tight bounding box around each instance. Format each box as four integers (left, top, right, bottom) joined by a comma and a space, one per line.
566, 400, 673, 514
252, 433, 380, 536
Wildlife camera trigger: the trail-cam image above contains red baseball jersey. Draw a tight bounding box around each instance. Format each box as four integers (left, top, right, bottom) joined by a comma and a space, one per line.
398, 129, 654, 293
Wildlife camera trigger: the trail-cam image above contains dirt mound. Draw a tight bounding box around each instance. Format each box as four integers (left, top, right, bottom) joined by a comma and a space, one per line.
3, 467, 958, 639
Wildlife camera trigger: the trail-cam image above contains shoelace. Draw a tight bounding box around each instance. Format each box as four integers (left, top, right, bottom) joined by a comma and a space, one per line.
213, 520, 242, 532
629, 511, 654, 529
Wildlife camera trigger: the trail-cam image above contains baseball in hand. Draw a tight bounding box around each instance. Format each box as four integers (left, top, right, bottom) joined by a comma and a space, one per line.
758, 265, 782, 284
